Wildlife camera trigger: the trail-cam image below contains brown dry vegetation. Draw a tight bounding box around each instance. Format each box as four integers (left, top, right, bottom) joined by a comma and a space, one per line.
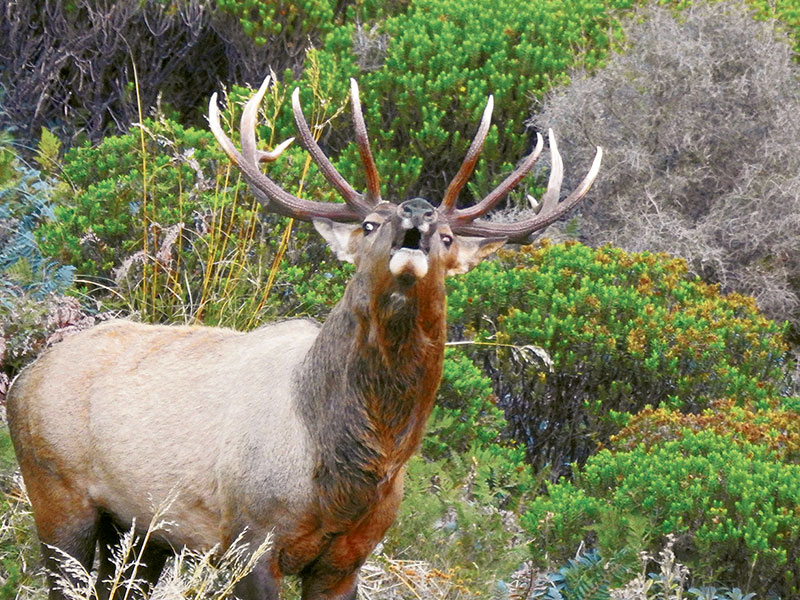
531, 1, 800, 335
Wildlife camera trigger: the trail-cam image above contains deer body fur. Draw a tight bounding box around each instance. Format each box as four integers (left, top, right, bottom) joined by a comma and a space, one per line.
9, 262, 444, 597
9, 318, 319, 550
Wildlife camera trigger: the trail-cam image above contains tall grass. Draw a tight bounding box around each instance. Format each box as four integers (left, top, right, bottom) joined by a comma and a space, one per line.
1, 481, 272, 599
113, 52, 342, 331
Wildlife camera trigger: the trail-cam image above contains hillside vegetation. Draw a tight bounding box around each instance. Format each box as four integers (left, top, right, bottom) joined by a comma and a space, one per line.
2, 0, 800, 598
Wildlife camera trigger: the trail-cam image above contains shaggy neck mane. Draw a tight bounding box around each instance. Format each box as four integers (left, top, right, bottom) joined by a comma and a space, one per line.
295, 269, 447, 525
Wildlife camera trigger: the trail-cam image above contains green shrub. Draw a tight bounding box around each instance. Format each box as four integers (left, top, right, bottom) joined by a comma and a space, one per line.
281, 0, 634, 203
524, 430, 800, 597
433, 349, 535, 510
216, 0, 336, 46
36, 116, 230, 277
423, 349, 504, 458
384, 451, 528, 592
612, 398, 800, 462
446, 240, 791, 476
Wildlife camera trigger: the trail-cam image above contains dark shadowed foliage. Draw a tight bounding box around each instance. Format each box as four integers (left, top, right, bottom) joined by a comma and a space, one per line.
0, 0, 345, 148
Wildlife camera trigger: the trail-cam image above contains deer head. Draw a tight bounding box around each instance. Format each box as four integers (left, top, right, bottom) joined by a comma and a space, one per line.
209, 76, 602, 286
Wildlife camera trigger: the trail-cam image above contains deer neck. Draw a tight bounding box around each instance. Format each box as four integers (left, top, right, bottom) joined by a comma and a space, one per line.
295, 269, 447, 523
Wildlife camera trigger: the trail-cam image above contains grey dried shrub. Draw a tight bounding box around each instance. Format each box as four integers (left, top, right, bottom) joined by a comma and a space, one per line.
531, 1, 800, 333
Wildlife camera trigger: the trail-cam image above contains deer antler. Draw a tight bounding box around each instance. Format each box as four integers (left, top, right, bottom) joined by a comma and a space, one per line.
448, 133, 602, 242
208, 76, 377, 222
210, 79, 602, 237
440, 100, 602, 242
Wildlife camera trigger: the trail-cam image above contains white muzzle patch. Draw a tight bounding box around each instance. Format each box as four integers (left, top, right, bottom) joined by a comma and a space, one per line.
389, 248, 429, 279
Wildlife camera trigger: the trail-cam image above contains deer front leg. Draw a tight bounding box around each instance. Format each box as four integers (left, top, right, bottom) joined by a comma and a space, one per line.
301, 473, 403, 600
301, 570, 359, 600
233, 561, 281, 600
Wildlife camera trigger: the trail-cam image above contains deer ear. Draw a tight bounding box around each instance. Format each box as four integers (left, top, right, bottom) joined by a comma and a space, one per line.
446, 236, 507, 276
313, 218, 361, 263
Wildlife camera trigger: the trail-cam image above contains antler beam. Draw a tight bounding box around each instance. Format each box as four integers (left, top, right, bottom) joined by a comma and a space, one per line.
209, 76, 379, 222
449, 131, 603, 242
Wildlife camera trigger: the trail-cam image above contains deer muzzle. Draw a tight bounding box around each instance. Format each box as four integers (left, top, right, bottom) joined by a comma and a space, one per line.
389, 198, 438, 281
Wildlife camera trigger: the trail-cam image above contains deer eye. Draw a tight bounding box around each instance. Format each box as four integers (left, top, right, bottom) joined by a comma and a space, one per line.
362, 221, 378, 235
440, 234, 453, 248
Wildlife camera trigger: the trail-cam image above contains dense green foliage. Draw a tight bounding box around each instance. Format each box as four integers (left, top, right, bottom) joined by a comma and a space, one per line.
37, 117, 225, 276
749, 0, 800, 53
525, 428, 800, 597
294, 0, 634, 202
447, 240, 790, 476
216, 0, 337, 45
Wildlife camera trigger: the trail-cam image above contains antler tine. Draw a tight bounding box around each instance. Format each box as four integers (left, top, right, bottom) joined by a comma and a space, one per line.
291, 88, 374, 215
538, 129, 565, 215
441, 95, 494, 212
450, 131, 544, 224
451, 141, 603, 242
258, 137, 295, 163
208, 81, 359, 222
350, 78, 381, 203
241, 80, 295, 163
240, 76, 276, 166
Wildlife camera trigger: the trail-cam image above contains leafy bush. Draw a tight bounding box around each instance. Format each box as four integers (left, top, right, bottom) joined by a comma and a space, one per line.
300, 0, 634, 203
36, 116, 228, 277
532, 0, 800, 332
524, 430, 800, 597
424, 349, 505, 459
612, 398, 800, 462
216, 0, 337, 46
446, 240, 791, 477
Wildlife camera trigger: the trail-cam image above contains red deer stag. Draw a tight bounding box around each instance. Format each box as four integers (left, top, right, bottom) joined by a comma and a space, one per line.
7, 76, 601, 600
